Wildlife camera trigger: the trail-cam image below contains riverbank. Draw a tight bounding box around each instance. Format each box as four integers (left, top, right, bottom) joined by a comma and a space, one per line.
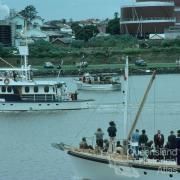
32, 63, 180, 77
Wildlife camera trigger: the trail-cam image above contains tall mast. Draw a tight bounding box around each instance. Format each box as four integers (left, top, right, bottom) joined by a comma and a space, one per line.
24, 19, 28, 80
123, 56, 129, 140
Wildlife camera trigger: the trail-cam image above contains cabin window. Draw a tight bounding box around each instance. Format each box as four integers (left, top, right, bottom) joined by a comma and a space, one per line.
25, 86, 30, 93
34, 86, 39, 93
7, 86, 12, 93
1, 86, 6, 92
44, 86, 49, 93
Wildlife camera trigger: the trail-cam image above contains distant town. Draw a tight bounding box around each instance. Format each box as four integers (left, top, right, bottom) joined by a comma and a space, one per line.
0, 1, 180, 47
0, 1, 180, 75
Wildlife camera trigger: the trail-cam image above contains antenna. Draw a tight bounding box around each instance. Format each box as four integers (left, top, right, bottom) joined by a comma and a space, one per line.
18, 18, 30, 80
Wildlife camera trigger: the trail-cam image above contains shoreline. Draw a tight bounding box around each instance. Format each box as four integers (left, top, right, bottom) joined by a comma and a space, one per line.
33, 66, 180, 77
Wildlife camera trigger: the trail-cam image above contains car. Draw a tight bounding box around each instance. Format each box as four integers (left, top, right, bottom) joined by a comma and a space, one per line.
75, 61, 88, 68
135, 59, 147, 66
44, 62, 55, 69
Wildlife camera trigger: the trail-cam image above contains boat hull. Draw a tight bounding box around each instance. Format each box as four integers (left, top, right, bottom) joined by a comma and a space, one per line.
68, 151, 180, 180
0, 100, 93, 111
76, 81, 121, 91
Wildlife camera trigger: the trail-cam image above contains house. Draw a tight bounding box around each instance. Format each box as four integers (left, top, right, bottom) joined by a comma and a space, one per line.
10, 14, 25, 46
51, 37, 73, 46
30, 16, 44, 30
11, 14, 25, 33
60, 24, 72, 35
10, 13, 49, 46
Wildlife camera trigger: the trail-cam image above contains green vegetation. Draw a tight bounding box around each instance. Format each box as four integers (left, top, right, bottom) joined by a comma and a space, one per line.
71, 23, 99, 41
0, 43, 12, 58
106, 12, 120, 35
19, 5, 38, 21
1, 35, 180, 75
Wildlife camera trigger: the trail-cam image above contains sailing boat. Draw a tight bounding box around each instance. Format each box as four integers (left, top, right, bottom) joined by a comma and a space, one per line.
52, 57, 180, 179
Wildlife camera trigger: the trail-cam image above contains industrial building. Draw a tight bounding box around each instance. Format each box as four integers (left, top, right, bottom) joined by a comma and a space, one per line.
0, 21, 11, 46
120, 0, 179, 37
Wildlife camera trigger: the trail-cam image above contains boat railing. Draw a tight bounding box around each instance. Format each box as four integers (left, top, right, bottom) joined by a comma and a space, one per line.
78, 136, 178, 163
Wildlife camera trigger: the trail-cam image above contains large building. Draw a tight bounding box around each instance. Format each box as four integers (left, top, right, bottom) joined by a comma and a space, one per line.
0, 20, 12, 46
120, 0, 179, 37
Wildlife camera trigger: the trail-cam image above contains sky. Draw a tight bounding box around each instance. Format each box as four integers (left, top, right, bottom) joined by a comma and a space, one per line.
0, 0, 133, 21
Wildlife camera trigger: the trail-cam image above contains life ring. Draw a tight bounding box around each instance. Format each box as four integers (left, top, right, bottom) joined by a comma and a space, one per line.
4, 78, 10, 85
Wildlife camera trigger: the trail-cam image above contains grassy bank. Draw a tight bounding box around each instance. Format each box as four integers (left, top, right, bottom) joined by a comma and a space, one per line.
32, 62, 180, 76
1, 36, 180, 75
1, 51, 180, 76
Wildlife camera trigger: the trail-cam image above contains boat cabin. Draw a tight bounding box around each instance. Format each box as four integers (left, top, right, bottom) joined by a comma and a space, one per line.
0, 73, 69, 102
80, 73, 120, 84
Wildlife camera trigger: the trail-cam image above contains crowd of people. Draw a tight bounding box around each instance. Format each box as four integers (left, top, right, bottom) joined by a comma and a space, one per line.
131, 129, 180, 163
79, 121, 180, 165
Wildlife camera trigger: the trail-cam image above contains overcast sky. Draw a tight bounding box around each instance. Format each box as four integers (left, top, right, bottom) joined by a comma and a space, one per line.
0, 0, 133, 21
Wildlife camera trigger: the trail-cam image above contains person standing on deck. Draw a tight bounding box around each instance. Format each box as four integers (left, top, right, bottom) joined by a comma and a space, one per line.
131, 129, 140, 158
139, 130, 148, 161
168, 131, 176, 150
176, 130, 180, 165
139, 129, 148, 148
107, 121, 117, 153
95, 128, 104, 149
154, 130, 164, 149
154, 130, 164, 160
168, 131, 176, 160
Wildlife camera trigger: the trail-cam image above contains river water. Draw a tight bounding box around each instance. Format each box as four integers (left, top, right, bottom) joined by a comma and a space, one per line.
0, 74, 180, 180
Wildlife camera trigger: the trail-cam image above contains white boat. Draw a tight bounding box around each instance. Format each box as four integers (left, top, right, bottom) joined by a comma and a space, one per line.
0, 46, 93, 111
53, 57, 180, 180
75, 73, 121, 91
53, 143, 180, 180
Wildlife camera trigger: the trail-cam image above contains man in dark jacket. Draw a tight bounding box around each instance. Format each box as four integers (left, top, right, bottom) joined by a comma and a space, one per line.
168, 131, 176, 160
154, 130, 164, 148
139, 129, 148, 148
139, 130, 148, 161
176, 130, 180, 165
154, 130, 164, 160
107, 121, 117, 153
168, 131, 176, 150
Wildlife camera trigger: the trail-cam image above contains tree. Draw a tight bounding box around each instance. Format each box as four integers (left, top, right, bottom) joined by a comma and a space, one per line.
83, 25, 99, 41
106, 18, 120, 35
71, 23, 99, 41
114, 12, 119, 19
71, 22, 82, 38
19, 5, 37, 22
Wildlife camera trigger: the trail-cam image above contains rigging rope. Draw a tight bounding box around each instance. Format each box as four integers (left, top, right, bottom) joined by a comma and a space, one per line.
0, 57, 14, 68
153, 75, 156, 135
